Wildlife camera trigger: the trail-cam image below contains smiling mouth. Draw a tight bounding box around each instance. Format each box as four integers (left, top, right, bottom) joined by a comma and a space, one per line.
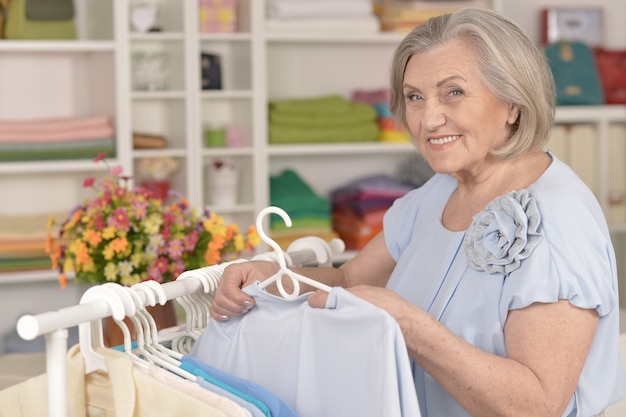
428, 135, 461, 145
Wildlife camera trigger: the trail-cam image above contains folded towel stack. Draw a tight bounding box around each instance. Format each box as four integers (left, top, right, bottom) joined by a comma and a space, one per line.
266, 0, 380, 34
351, 88, 410, 143
0, 212, 61, 272
270, 169, 338, 249
0, 116, 116, 162
374, 0, 490, 32
268, 95, 380, 144
331, 174, 413, 250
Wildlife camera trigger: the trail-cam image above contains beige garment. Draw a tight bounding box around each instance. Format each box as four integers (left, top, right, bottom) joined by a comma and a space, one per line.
0, 344, 230, 417
141, 362, 252, 417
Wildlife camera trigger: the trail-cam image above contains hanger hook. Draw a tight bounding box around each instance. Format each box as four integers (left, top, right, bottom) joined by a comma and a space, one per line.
256, 206, 292, 268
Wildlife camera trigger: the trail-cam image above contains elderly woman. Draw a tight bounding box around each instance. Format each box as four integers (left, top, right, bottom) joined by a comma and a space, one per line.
209, 8, 625, 416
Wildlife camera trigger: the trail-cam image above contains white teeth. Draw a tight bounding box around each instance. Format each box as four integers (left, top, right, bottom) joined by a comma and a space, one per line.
428, 135, 460, 145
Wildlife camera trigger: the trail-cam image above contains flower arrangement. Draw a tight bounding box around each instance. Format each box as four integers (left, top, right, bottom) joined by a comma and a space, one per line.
46, 153, 260, 288
464, 189, 543, 276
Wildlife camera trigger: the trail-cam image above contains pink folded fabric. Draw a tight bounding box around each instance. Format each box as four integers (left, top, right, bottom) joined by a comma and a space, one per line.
0, 116, 111, 130
0, 116, 114, 143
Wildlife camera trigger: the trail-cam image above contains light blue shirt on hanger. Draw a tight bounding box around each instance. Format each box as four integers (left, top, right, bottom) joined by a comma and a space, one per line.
190, 284, 421, 417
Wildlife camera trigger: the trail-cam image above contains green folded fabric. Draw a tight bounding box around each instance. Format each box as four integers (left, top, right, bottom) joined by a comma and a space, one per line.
0, 256, 51, 271
269, 95, 351, 115
270, 169, 330, 217
269, 122, 379, 144
0, 138, 114, 151
0, 140, 116, 162
270, 101, 377, 127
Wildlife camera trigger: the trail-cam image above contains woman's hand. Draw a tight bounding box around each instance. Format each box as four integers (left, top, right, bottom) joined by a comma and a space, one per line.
209, 260, 279, 321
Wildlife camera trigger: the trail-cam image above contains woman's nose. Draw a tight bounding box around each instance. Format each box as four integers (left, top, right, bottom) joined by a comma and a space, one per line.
421, 101, 447, 131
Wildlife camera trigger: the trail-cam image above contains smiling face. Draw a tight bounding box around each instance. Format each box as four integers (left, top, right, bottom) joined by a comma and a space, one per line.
403, 39, 519, 182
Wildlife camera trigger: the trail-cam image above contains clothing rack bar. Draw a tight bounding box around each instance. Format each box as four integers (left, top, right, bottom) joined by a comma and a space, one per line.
16, 243, 332, 342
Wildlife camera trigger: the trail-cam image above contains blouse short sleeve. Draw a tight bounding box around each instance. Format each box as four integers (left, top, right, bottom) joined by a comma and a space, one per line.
501, 170, 619, 319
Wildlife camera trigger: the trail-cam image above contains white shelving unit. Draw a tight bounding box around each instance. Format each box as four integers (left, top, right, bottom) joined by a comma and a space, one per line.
0, 0, 624, 268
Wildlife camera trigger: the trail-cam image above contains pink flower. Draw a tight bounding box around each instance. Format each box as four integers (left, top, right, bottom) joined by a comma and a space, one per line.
93, 152, 107, 163
93, 212, 105, 230
147, 264, 163, 282
107, 207, 130, 232
167, 239, 183, 258
83, 177, 96, 188
155, 257, 169, 274
171, 259, 186, 277
183, 229, 199, 251
133, 201, 148, 219
110, 165, 124, 177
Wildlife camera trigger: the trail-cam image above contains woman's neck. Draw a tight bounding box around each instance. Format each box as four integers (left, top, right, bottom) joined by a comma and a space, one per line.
442, 151, 551, 231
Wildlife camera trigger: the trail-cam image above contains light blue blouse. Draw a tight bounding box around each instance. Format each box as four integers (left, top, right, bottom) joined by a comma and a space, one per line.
384, 153, 625, 416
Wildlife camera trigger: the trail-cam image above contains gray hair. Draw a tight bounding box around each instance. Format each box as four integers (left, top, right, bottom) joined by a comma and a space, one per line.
389, 8, 556, 159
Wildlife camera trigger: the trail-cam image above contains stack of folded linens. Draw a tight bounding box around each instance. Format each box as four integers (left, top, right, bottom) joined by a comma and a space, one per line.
0, 211, 61, 272
0, 116, 116, 162
266, 0, 379, 34
268, 95, 379, 144
270, 169, 338, 248
331, 174, 413, 250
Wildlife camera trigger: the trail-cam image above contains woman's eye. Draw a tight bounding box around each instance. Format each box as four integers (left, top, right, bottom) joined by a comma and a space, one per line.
449, 89, 463, 97
406, 93, 422, 101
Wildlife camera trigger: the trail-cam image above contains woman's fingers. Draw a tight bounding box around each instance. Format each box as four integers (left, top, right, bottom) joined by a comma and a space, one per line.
307, 290, 329, 308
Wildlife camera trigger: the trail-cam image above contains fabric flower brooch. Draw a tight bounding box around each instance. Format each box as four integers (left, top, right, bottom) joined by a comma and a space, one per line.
464, 189, 542, 276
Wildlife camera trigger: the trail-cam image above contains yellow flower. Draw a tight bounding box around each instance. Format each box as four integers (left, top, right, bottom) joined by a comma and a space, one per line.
143, 214, 163, 234
102, 226, 117, 240
46, 214, 55, 230
131, 252, 144, 268
104, 262, 118, 281
121, 274, 142, 287
73, 241, 91, 267
103, 245, 115, 261
233, 234, 244, 252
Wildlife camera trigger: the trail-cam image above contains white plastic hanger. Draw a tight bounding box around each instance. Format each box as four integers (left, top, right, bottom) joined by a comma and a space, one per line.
101, 283, 137, 354
256, 206, 332, 299
79, 285, 127, 373
126, 281, 197, 380
170, 263, 226, 353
